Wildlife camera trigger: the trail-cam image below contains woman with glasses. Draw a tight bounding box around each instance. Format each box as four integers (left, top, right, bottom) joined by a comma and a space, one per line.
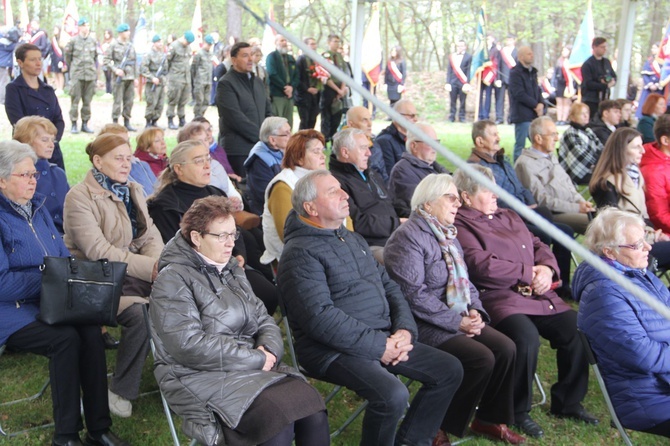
452, 164, 597, 440
13, 116, 69, 234
574, 208, 670, 439
63, 133, 164, 419
244, 117, 291, 216
149, 196, 329, 446
148, 140, 278, 314
590, 127, 670, 268
384, 173, 523, 445
5, 43, 66, 170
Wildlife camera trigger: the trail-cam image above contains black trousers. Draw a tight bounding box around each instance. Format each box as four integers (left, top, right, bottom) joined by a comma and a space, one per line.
297, 93, 320, 130
436, 326, 516, 438
319, 91, 343, 143
228, 155, 247, 178
449, 85, 467, 122
495, 310, 589, 420
6, 321, 111, 438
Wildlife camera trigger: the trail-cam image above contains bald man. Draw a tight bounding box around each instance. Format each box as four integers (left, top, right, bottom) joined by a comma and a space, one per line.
346, 105, 389, 182
508, 46, 543, 161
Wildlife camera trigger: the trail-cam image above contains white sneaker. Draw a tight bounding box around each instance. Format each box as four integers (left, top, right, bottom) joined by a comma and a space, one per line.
108, 390, 132, 418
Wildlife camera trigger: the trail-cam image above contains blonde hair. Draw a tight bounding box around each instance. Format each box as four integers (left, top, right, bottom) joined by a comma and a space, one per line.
13, 116, 57, 146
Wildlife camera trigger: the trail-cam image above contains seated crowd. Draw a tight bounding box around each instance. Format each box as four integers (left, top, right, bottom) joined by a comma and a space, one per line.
5, 91, 670, 446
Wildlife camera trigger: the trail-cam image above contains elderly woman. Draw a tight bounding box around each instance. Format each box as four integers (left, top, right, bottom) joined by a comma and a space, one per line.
150, 196, 328, 446
0, 141, 128, 446
388, 122, 450, 218
192, 116, 242, 182
244, 117, 291, 215
13, 116, 69, 233
5, 43, 66, 170
637, 93, 667, 144
260, 129, 334, 265
453, 164, 596, 439
384, 174, 522, 444
574, 208, 670, 438
147, 140, 277, 314
134, 127, 168, 177
557, 102, 604, 185
589, 127, 670, 268
64, 133, 164, 419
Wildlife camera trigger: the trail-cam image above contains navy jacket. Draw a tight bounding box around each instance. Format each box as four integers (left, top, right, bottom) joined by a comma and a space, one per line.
508, 64, 542, 124
35, 158, 69, 234
581, 55, 616, 104
5, 75, 65, 170
375, 123, 407, 177
388, 152, 449, 218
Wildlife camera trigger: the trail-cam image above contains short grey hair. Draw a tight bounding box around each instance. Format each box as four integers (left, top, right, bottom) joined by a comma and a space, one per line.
583, 207, 646, 256
405, 122, 432, 152
453, 165, 495, 196
291, 169, 332, 218
332, 128, 365, 158
529, 116, 554, 143
0, 140, 37, 180
393, 99, 413, 112
411, 174, 456, 210
259, 116, 289, 144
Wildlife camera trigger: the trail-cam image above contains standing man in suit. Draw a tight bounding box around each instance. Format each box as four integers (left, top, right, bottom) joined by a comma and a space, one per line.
495, 36, 517, 124
446, 40, 472, 123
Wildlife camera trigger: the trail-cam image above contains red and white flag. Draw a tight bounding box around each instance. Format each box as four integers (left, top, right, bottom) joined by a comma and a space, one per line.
191, 0, 203, 50
60, 0, 79, 49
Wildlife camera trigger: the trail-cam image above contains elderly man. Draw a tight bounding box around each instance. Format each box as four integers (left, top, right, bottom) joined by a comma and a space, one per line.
468, 120, 575, 299
375, 99, 419, 175
266, 35, 299, 128
277, 170, 462, 446
244, 116, 291, 215
515, 117, 594, 235
216, 41, 272, 177
345, 105, 388, 182
508, 46, 543, 161
581, 37, 617, 119
641, 114, 670, 234
388, 122, 450, 217
587, 99, 621, 146
329, 128, 405, 263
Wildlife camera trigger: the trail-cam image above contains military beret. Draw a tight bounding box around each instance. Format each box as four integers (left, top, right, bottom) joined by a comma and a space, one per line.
204, 34, 214, 45
78, 17, 89, 26
152, 34, 161, 43
184, 31, 195, 44
117, 23, 130, 33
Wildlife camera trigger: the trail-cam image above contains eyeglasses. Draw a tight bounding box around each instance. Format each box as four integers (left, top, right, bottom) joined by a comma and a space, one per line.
443, 193, 461, 204
180, 155, 212, 166
202, 230, 240, 243
617, 239, 646, 251
11, 171, 40, 180
400, 112, 418, 120
541, 132, 559, 138
415, 139, 441, 145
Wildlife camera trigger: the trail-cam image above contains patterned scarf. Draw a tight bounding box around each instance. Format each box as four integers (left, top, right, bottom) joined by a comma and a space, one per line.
627, 163, 641, 188
92, 168, 138, 238
417, 207, 471, 315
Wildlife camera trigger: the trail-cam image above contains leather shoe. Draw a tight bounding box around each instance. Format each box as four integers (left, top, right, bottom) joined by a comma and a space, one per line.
471, 418, 526, 444
53, 438, 83, 446
551, 406, 599, 425
432, 428, 451, 446
83, 430, 130, 446
512, 414, 544, 438
102, 331, 120, 349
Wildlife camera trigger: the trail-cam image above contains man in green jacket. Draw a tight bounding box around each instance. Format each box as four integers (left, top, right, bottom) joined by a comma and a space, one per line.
192, 34, 214, 119
266, 34, 299, 129
166, 31, 194, 129
64, 17, 97, 134
140, 34, 167, 128
104, 23, 137, 132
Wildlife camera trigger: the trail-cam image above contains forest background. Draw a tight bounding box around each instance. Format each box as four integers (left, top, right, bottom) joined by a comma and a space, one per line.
7, 0, 670, 87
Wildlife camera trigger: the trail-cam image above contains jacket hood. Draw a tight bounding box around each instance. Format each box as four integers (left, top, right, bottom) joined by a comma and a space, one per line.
640, 142, 670, 169
282, 209, 347, 246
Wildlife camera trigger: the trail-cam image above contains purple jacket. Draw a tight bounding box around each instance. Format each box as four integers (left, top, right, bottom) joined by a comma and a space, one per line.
384, 213, 489, 347
454, 206, 569, 325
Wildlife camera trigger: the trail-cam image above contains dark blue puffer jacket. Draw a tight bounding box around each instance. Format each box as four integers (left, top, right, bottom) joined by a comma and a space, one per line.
574, 259, 670, 430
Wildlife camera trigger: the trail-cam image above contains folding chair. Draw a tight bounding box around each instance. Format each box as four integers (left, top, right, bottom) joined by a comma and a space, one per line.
0, 344, 54, 437
141, 307, 198, 446
577, 330, 633, 446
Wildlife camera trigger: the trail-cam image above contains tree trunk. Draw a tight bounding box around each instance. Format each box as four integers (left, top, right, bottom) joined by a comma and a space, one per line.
227, 0, 242, 42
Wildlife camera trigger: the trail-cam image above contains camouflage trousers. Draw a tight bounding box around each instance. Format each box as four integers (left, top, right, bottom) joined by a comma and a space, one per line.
144, 82, 166, 121
112, 78, 135, 121
69, 78, 96, 122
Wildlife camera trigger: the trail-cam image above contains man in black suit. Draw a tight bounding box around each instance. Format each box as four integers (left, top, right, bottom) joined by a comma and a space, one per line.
446, 40, 472, 122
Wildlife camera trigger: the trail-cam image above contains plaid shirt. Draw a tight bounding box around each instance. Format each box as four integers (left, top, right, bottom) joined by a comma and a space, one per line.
558, 125, 603, 185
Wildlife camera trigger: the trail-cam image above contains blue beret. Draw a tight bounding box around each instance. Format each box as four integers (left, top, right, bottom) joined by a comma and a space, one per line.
117, 23, 130, 33
151, 34, 161, 43
184, 31, 195, 44
78, 17, 89, 26
204, 34, 214, 45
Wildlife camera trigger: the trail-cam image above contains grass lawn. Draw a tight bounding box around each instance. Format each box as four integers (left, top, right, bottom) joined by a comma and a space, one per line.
0, 104, 665, 445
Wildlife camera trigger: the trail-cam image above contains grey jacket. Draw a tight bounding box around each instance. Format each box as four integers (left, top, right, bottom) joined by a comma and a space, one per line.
149, 232, 301, 445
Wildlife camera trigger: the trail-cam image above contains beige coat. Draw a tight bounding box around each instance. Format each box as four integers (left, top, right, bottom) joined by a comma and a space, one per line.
63, 170, 164, 312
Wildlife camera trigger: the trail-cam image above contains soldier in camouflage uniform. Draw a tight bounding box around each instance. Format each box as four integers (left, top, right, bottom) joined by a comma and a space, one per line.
166, 31, 194, 129
64, 17, 97, 134
191, 34, 214, 119
104, 23, 137, 132
141, 34, 167, 128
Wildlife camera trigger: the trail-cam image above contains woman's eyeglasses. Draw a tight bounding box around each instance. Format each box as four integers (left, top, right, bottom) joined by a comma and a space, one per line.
202, 230, 240, 243
11, 171, 41, 180
180, 155, 212, 166
617, 239, 646, 251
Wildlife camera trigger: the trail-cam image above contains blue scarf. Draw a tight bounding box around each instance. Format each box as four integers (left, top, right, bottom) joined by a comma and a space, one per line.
92, 168, 138, 238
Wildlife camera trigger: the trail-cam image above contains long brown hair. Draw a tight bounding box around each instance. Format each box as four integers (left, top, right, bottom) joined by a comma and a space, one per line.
589, 127, 642, 197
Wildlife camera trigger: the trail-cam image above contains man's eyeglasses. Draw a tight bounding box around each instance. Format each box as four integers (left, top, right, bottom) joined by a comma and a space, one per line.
400, 112, 418, 120
202, 230, 240, 243
11, 171, 40, 180
180, 155, 212, 166
617, 239, 646, 251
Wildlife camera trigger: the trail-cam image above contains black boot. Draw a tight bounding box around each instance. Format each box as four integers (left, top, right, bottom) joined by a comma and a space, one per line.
152, 119, 165, 130
178, 117, 186, 128
168, 117, 178, 130
81, 121, 94, 133
124, 118, 137, 132
71, 122, 79, 134
146, 119, 153, 128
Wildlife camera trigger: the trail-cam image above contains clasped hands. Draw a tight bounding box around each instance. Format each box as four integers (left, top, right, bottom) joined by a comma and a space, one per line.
459, 309, 485, 337
381, 329, 413, 366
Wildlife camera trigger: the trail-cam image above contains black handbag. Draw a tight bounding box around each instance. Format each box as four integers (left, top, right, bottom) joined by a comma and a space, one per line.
38, 256, 127, 327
